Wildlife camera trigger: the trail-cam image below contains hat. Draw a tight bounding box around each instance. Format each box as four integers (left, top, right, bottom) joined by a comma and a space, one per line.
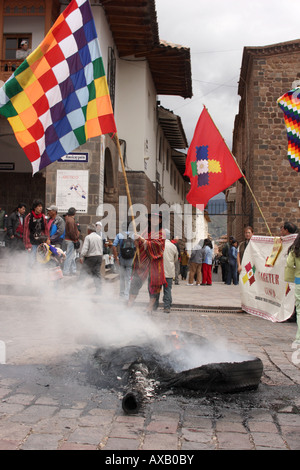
95, 221, 102, 226
47, 205, 58, 212
21, 40, 28, 46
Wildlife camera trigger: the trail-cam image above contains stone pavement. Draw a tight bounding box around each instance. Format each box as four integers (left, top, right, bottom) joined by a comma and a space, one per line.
0, 255, 299, 451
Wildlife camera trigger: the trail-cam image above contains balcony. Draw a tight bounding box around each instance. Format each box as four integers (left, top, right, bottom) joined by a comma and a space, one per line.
0, 59, 23, 83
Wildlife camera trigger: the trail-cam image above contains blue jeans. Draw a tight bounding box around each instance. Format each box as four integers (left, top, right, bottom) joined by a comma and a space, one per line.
163, 278, 173, 309
119, 263, 132, 299
63, 240, 76, 275
153, 278, 173, 310
226, 261, 238, 285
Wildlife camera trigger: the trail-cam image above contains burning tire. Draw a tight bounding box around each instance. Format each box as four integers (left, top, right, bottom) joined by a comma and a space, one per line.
91, 331, 264, 414
159, 356, 264, 393
159, 332, 264, 393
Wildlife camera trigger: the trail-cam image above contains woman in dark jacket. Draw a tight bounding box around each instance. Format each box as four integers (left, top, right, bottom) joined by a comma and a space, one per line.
6, 203, 27, 250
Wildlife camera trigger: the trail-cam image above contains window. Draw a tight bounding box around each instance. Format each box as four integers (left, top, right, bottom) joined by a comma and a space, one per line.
3, 34, 31, 60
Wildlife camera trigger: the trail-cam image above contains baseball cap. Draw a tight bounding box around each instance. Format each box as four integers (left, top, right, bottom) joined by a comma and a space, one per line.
47, 205, 58, 212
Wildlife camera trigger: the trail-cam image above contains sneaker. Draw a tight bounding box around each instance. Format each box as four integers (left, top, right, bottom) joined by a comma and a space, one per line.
186, 283, 194, 286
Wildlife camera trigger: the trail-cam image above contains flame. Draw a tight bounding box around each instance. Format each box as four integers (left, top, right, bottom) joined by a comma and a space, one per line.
171, 331, 181, 350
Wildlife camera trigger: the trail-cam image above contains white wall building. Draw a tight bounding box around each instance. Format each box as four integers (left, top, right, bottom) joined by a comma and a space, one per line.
0, 0, 209, 243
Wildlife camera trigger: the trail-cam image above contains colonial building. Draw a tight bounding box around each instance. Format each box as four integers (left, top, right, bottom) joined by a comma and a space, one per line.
0, 0, 196, 240
228, 40, 300, 241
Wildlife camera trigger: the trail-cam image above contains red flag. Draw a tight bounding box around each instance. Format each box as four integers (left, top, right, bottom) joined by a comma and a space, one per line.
184, 107, 243, 208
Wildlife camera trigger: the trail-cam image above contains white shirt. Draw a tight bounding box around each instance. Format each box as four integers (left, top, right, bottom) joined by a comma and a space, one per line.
163, 239, 178, 278
81, 231, 103, 257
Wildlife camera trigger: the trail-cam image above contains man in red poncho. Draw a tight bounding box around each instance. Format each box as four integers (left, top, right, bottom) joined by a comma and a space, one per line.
128, 212, 166, 313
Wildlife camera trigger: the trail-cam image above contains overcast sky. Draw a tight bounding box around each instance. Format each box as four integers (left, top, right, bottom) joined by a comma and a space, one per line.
155, 0, 300, 151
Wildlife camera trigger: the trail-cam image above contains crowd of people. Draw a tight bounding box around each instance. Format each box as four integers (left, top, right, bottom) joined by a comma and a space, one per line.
1, 201, 299, 341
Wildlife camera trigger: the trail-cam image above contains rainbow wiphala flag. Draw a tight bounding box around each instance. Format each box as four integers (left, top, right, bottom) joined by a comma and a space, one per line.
277, 88, 300, 172
0, 0, 116, 174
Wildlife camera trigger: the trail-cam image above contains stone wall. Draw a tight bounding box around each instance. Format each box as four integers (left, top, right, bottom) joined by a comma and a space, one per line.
232, 43, 300, 241
45, 135, 118, 237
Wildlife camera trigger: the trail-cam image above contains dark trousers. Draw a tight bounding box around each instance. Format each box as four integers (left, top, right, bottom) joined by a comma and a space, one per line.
180, 265, 188, 280
226, 262, 238, 285
80, 255, 102, 292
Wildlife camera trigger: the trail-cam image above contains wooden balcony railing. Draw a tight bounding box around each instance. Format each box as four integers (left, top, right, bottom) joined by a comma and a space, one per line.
0, 59, 23, 82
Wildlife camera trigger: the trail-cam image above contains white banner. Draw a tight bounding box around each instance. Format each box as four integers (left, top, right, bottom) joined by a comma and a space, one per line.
56, 169, 89, 214
240, 234, 297, 322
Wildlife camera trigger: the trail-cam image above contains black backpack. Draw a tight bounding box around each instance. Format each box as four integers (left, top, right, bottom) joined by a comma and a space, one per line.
120, 235, 135, 259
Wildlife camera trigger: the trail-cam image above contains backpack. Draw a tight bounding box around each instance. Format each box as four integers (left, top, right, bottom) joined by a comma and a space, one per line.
120, 235, 135, 259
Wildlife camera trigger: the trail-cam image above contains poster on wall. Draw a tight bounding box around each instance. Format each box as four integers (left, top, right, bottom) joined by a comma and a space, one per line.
56, 170, 89, 213
239, 234, 297, 322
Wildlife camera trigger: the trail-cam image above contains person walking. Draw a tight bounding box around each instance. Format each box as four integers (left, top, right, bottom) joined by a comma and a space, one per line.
201, 238, 213, 286
153, 230, 178, 313
285, 233, 300, 344
180, 248, 189, 280
187, 240, 203, 285
128, 212, 166, 313
6, 202, 27, 251
79, 224, 103, 294
112, 222, 135, 300
63, 207, 79, 276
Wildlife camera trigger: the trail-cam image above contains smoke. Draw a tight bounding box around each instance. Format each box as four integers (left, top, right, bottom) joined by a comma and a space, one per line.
167, 340, 251, 373
0, 250, 166, 364
1, 250, 250, 371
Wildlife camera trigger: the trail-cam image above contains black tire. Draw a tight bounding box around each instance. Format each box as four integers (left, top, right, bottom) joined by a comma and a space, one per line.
160, 357, 263, 393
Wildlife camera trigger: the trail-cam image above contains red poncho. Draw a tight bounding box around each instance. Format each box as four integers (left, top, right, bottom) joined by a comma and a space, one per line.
133, 228, 166, 295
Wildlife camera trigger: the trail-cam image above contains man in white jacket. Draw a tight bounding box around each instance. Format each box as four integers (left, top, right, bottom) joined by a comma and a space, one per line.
79, 224, 103, 294
153, 230, 178, 313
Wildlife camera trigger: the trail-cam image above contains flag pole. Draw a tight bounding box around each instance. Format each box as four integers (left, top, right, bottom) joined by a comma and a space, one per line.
115, 133, 137, 235
204, 106, 273, 237
114, 134, 140, 264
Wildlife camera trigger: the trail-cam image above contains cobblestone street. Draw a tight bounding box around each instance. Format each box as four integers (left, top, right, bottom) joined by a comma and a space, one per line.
0, 260, 299, 451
